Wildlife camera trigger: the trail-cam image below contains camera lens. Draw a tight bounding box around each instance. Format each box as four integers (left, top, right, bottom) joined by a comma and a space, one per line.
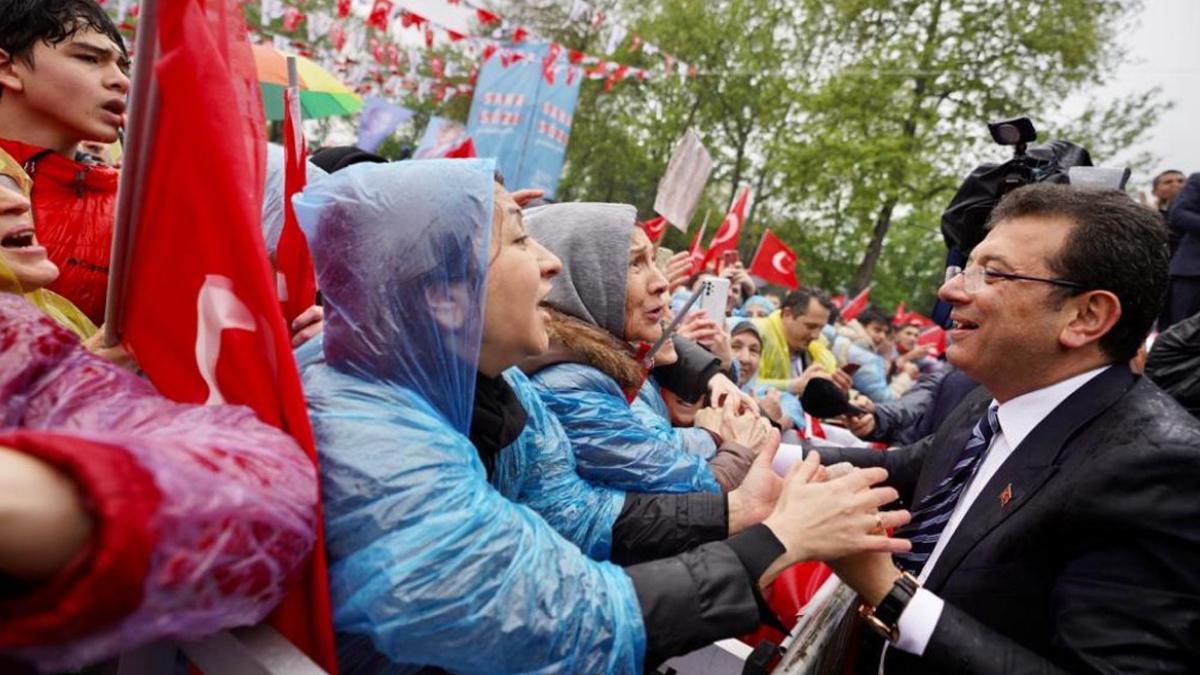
995, 124, 1021, 145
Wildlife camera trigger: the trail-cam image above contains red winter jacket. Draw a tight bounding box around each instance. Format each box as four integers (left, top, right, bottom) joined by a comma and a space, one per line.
0, 294, 318, 672
0, 138, 118, 325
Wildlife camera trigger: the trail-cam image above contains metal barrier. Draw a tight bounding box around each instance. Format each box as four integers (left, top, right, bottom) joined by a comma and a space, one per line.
102, 625, 328, 675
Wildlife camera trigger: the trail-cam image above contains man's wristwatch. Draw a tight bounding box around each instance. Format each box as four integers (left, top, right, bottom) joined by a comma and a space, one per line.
858, 572, 921, 641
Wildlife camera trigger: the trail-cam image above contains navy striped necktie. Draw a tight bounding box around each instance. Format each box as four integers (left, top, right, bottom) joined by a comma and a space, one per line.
894, 404, 1001, 575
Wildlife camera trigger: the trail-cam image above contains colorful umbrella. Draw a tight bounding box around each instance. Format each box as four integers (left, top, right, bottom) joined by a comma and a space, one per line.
253, 44, 363, 120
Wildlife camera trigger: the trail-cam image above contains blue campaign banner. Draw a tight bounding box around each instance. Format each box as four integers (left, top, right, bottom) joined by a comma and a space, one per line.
467, 42, 582, 198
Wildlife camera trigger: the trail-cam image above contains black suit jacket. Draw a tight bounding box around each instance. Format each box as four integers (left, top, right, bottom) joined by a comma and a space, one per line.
818, 365, 1200, 674
1167, 172, 1200, 277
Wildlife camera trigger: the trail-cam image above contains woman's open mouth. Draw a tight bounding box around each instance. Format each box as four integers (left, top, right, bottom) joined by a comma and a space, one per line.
1, 227, 36, 249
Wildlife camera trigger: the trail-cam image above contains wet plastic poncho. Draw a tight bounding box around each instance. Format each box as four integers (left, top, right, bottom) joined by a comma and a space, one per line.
530, 361, 723, 494
294, 159, 644, 673
0, 295, 317, 672
499, 368, 626, 559
632, 377, 718, 460
294, 332, 626, 561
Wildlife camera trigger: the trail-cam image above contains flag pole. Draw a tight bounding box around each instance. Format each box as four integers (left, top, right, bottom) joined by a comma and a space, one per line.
103, 0, 161, 347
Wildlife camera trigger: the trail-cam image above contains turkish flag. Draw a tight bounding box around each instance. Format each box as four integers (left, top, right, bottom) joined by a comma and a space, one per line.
841, 286, 871, 322
747, 229, 798, 289
277, 84, 316, 326
918, 325, 946, 356
641, 215, 668, 244
705, 186, 750, 268
115, 0, 336, 670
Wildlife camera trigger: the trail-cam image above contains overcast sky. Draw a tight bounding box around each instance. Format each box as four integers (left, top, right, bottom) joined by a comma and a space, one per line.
1068, 0, 1200, 188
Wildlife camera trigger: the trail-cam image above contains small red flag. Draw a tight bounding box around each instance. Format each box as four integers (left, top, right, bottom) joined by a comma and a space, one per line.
477, 8, 501, 24
687, 221, 709, 275
117, 0, 336, 669
444, 137, 477, 159
917, 325, 946, 356
513, 26, 529, 43
604, 64, 628, 92
336, 0, 350, 18
542, 42, 561, 85
705, 186, 751, 267
747, 229, 798, 289
281, 6, 305, 32
640, 216, 668, 244
366, 0, 391, 30
841, 286, 872, 322
277, 83, 316, 326
400, 10, 424, 28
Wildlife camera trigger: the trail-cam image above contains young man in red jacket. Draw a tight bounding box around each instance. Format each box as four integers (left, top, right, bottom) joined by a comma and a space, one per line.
0, 0, 129, 325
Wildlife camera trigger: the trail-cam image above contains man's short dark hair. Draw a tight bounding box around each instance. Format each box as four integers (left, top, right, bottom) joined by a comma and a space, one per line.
988, 184, 1169, 362
0, 0, 126, 66
781, 287, 829, 317
1152, 170, 1184, 189
857, 307, 891, 329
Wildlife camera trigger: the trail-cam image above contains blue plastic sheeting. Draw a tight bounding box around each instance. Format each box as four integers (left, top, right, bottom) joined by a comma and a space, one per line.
295, 159, 645, 673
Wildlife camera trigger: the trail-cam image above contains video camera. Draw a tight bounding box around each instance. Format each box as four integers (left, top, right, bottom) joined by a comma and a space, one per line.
931, 117, 1125, 326
940, 116, 1094, 258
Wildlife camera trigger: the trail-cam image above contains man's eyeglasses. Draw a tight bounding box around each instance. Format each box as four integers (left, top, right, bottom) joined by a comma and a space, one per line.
944, 265, 1086, 294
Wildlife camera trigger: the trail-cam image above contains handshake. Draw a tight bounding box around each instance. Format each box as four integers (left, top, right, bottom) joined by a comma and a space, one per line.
692, 391, 911, 591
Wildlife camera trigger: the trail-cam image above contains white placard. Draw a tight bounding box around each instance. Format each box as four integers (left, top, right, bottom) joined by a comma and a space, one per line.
654, 128, 714, 232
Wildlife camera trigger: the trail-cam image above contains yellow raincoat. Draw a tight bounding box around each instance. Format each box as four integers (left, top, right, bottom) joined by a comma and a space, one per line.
752, 309, 836, 391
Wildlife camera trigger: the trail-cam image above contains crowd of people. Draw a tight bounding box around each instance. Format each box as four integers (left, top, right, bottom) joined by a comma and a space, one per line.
1, 1, 1199, 674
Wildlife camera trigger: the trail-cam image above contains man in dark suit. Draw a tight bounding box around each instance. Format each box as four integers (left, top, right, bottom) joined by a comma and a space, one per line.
815, 184, 1200, 673
1163, 171, 1200, 330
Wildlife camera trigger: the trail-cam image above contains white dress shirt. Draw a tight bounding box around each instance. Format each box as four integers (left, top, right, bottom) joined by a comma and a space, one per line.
886, 365, 1111, 661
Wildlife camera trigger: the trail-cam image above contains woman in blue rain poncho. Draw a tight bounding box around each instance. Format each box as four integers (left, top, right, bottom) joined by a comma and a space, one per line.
294, 160, 910, 673
522, 204, 767, 494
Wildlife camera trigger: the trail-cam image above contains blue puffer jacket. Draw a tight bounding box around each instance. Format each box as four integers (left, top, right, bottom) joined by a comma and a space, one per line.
529, 361, 723, 494
296, 159, 645, 674
632, 377, 719, 460
498, 368, 627, 559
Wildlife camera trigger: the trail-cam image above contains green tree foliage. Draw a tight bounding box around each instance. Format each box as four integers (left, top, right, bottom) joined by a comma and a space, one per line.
510, 0, 1164, 312
259, 0, 1164, 313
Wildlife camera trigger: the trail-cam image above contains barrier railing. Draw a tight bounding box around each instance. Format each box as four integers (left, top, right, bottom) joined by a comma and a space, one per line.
102, 624, 328, 675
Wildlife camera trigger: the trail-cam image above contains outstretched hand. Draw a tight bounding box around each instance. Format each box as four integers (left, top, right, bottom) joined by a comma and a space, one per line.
758, 452, 911, 586
727, 428, 783, 533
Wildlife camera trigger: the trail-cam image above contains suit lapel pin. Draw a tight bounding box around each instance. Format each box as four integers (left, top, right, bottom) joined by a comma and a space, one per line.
999, 483, 1013, 507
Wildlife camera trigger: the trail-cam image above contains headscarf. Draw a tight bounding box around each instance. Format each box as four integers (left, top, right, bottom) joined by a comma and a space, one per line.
524, 202, 637, 339
0, 148, 96, 339
741, 294, 775, 317
293, 158, 494, 433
